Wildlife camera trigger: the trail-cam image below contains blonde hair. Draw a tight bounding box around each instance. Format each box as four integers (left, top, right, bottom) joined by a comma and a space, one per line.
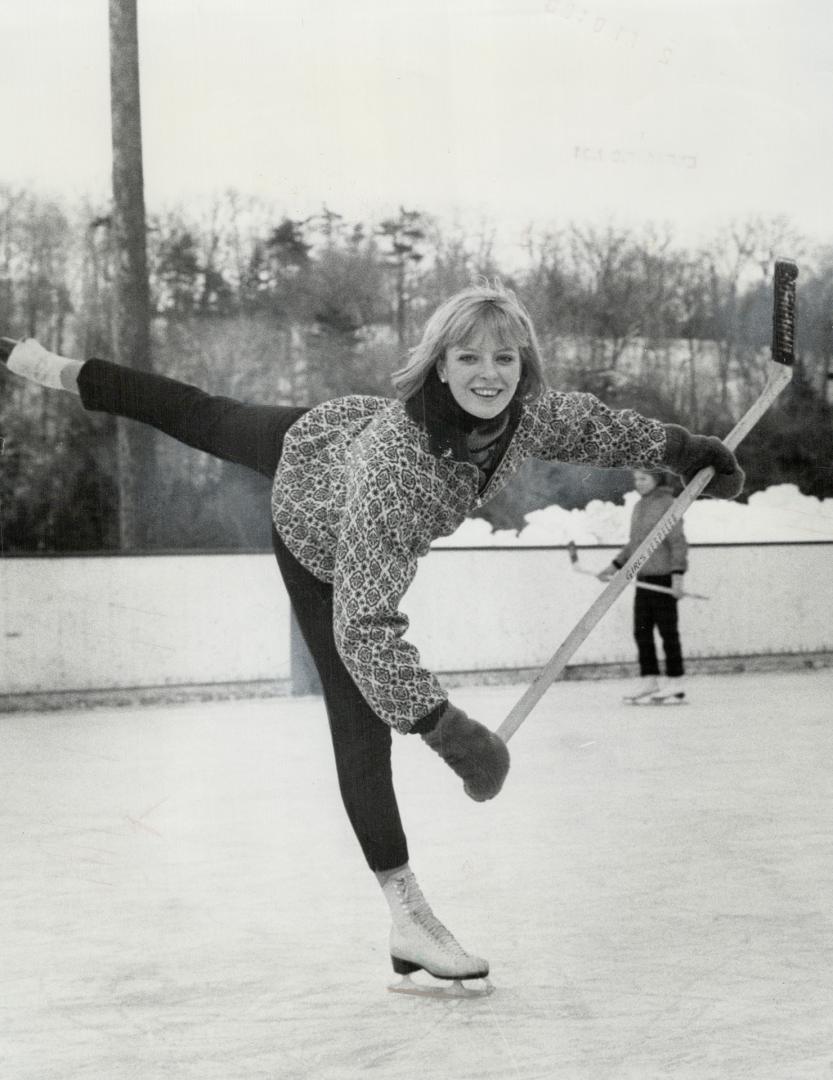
391, 280, 547, 401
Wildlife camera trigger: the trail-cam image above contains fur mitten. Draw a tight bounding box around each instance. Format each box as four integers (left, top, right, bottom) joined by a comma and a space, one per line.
663, 424, 745, 499
421, 703, 510, 802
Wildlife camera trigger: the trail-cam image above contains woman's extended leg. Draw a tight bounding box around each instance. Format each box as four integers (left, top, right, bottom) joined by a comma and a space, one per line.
77, 358, 307, 477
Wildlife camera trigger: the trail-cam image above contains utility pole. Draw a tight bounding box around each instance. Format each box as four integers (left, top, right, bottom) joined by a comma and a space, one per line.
109, 0, 153, 548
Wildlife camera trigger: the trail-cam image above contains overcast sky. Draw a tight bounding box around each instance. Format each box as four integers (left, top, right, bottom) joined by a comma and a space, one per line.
3, 0, 831, 262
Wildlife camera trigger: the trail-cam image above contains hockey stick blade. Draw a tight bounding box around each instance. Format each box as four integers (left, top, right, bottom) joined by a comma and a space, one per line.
497, 258, 798, 744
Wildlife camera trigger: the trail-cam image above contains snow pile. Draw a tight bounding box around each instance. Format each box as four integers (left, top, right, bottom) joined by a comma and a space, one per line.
432, 485, 833, 547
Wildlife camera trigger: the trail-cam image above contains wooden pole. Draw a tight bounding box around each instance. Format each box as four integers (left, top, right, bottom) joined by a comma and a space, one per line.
109, 0, 153, 549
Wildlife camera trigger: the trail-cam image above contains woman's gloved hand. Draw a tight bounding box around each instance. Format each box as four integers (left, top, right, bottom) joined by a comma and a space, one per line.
662, 424, 745, 499
420, 703, 510, 802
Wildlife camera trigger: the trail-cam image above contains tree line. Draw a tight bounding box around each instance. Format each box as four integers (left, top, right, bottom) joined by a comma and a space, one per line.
1, 184, 831, 552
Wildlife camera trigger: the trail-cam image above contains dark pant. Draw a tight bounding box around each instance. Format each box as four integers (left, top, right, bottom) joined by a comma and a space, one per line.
633, 575, 684, 677
78, 359, 409, 872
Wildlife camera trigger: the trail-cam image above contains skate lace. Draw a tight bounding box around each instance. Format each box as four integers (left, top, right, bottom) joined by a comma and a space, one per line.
393, 873, 470, 958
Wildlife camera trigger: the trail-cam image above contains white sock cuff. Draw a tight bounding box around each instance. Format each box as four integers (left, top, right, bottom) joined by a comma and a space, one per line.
7, 339, 74, 390
376, 863, 409, 889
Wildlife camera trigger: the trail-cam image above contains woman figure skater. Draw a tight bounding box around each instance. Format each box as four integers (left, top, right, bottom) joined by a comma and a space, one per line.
1, 282, 743, 992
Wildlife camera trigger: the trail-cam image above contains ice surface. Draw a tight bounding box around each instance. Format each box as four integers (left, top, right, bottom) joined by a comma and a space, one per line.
2, 671, 833, 1079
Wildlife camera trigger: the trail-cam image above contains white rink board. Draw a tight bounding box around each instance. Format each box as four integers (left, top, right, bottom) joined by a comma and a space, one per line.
1, 543, 832, 695
0, 553, 290, 694
404, 542, 833, 671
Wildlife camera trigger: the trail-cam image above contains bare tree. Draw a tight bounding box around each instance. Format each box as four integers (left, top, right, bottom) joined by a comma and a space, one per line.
377, 208, 427, 346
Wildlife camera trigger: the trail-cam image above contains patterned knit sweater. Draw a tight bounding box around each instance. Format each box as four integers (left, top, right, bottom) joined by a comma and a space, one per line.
271, 389, 667, 732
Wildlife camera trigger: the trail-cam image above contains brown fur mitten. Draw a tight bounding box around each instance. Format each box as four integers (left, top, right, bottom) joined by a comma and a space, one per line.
421, 703, 510, 802
663, 424, 745, 499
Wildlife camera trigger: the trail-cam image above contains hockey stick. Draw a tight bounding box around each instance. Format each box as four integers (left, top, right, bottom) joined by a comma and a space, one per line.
497, 258, 798, 744
565, 540, 709, 599
568, 538, 675, 594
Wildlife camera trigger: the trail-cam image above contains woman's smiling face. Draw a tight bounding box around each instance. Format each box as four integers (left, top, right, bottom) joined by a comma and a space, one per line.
436, 328, 522, 420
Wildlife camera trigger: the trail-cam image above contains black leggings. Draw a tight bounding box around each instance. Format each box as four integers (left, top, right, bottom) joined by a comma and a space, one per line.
633, 575, 684, 678
78, 359, 409, 872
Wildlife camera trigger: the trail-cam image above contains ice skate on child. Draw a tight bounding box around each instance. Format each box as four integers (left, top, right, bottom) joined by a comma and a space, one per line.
649, 676, 687, 704
623, 674, 660, 704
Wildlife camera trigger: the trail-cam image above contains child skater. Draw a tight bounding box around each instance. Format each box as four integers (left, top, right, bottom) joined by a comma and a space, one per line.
0, 282, 742, 993
598, 468, 689, 704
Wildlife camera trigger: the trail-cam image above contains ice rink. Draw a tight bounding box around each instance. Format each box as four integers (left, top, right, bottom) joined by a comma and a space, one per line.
2, 669, 832, 1080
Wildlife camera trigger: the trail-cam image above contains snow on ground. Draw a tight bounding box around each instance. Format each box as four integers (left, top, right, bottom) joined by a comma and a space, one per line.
432, 484, 833, 547
3, 670, 833, 1080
